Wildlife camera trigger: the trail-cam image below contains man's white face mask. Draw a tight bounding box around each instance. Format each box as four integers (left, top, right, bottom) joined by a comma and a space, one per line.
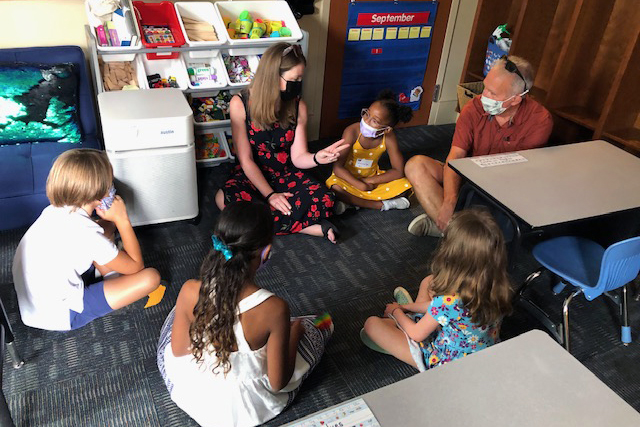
481, 90, 528, 116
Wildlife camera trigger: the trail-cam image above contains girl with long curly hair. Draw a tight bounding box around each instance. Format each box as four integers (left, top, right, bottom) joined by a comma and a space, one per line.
157, 202, 333, 427
361, 208, 512, 371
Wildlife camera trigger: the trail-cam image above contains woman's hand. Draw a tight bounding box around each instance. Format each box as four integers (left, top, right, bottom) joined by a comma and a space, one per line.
314, 139, 350, 165
269, 192, 293, 216
384, 302, 403, 318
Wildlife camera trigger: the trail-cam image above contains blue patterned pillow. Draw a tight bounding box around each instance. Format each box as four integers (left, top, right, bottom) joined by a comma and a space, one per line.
0, 62, 81, 145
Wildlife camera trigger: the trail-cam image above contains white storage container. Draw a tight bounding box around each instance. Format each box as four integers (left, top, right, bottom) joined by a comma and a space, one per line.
140, 54, 190, 90
195, 129, 231, 167
214, 1, 302, 47
99, 55, 148, 92
222, 53, 260, 87
183, 53, 229, 90
175, 2, 229, 58
85, 0, 142, 62
98, 89, 198, 226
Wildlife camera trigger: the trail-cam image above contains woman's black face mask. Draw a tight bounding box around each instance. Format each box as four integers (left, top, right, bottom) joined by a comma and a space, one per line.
281, 79, 302, 101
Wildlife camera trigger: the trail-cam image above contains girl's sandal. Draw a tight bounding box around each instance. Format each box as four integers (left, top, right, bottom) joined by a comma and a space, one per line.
320, 219, 340, 243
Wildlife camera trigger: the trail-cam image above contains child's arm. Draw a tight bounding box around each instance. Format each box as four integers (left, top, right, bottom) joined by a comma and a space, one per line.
399, 301, 430, 314
385, 302, 439, 342
170, 279, 200, 357
362, 131, 406, 185
265, 298, 304, 391
331, 124, 372, 192
96, 196, 145, 274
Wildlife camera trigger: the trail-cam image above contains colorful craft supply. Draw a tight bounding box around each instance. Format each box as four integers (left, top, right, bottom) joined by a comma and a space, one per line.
143, 25, 175, 44
195, 133, 228, 160
223, 55, 254, 84
223, 11, 291, 40
313, 313, 333, 330
147, 73, 179, 89
186, 63, 219, 87
190, 92, 232, 123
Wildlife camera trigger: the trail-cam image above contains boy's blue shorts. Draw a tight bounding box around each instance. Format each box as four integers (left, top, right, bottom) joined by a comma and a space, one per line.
69, 265, 114, 330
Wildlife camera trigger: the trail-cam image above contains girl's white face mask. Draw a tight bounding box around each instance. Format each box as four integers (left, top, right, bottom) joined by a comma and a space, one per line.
360, 118, 387, 138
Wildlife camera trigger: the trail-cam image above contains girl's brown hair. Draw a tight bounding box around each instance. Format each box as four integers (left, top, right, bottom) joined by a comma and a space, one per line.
190, 201, 274, 375
429, 208, 512, 326
248, 42, 306, 130
46, 148, 113, 208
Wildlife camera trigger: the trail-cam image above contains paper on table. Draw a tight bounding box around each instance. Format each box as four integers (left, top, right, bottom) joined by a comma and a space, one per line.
471, 152, 528, 168
286, 398, 380, 427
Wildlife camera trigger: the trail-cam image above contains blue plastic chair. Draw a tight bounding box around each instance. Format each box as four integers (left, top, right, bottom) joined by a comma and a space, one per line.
519, 236, 640, 352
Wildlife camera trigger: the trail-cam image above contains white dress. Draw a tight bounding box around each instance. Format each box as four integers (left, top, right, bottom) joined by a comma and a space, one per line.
157, 288, 332, 427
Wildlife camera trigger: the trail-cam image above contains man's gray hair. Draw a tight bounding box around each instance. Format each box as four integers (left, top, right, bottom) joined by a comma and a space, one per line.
491, 56, 534, 96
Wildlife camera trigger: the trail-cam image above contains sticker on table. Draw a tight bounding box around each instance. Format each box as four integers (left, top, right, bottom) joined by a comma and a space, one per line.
284, 398, 381, 427
471, 152, 528, 168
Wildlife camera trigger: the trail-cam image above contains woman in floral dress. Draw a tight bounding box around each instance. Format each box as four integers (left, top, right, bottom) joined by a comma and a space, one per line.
216, 43, 347, 243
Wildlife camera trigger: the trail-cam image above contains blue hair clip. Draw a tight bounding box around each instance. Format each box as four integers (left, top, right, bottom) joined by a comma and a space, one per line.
211, 235, 233, 261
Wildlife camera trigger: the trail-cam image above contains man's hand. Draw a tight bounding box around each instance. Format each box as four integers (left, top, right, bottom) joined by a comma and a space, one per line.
436, 202, 455, 231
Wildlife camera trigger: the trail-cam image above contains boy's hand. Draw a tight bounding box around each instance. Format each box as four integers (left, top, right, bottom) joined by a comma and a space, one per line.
96, 196, 130, 226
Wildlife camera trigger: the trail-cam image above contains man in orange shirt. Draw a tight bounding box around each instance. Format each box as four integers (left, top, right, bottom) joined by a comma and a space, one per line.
405, 56, 553, 237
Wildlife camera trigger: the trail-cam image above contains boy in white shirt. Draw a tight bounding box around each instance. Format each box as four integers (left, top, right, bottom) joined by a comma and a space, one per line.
13, 149, 162, 331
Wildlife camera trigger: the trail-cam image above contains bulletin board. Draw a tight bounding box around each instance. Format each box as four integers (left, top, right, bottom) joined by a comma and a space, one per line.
338, 1, 438, 119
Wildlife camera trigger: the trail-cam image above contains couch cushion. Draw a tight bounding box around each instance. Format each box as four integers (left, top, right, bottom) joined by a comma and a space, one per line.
0, 143, 33, 198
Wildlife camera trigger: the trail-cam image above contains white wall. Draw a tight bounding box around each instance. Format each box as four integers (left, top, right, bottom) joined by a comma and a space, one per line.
428, 0, 478, 125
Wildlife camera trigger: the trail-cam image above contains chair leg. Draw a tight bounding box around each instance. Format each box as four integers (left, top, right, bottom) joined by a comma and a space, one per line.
516, 267, 546, 299
0, 300, 23, 369
562, 289, 582, 352
621, 285, 632, 346
552, 278, 567, 295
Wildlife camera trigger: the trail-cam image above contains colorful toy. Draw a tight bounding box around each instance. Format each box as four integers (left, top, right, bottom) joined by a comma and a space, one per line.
195, 133, 227, 160
147, 73, 179, 89
250, 19, 266, 39
187, 63, 219, 87
222, 12, 292, 40
191, 92, 232, 123
223, 55, 254, 84
313, 313, 333, 330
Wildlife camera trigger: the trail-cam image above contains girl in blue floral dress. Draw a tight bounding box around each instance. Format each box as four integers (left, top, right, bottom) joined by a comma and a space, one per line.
362, 209, 512, 371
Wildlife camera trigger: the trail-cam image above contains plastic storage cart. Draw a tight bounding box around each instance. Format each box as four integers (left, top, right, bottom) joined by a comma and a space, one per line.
98, 88, 198, 226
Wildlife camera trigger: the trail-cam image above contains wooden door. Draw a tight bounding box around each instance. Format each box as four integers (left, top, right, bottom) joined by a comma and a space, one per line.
319, 0, 452, 139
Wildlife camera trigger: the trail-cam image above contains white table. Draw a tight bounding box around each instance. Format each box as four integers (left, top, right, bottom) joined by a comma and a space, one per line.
448, 140, 640, 229
285, 330, 640, 426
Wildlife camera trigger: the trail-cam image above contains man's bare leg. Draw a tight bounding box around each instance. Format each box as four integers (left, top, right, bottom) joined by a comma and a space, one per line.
404, 155, 445, 221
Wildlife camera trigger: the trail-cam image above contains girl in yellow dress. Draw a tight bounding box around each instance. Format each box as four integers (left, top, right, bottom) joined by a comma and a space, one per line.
326, 91, 413, 212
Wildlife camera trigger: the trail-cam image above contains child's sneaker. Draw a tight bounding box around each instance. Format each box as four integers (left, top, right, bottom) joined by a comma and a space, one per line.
360, 328, 390, 354
393, 287, 414, 305
381, 197, 410, 211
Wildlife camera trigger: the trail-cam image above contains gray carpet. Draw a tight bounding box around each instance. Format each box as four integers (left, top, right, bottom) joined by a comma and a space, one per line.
1, 124, 640, 426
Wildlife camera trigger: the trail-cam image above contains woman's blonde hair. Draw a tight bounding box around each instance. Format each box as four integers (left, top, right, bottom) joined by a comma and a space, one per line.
46, 148, 113, 208
248, 42, 306, 130
429, 208, 512, 326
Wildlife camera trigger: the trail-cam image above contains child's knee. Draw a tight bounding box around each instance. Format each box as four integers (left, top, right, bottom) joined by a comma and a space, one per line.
364, 316, 381, 334
142, 268, 161, 289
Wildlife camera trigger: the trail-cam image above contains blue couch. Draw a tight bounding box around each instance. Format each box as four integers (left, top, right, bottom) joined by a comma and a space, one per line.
0, 46, 101, 231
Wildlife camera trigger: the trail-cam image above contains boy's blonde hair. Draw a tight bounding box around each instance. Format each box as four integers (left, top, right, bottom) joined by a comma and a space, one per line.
46, 149, 113, 208
429, 208, 512, 326
248, 42, 306, 130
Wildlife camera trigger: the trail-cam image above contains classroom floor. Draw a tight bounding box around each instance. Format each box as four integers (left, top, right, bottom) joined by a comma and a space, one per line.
1, 124, 639, 426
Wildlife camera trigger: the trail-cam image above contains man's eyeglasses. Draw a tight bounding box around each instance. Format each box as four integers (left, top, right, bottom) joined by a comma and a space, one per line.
501, 55, 527, 91
282, 44, 302, 58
